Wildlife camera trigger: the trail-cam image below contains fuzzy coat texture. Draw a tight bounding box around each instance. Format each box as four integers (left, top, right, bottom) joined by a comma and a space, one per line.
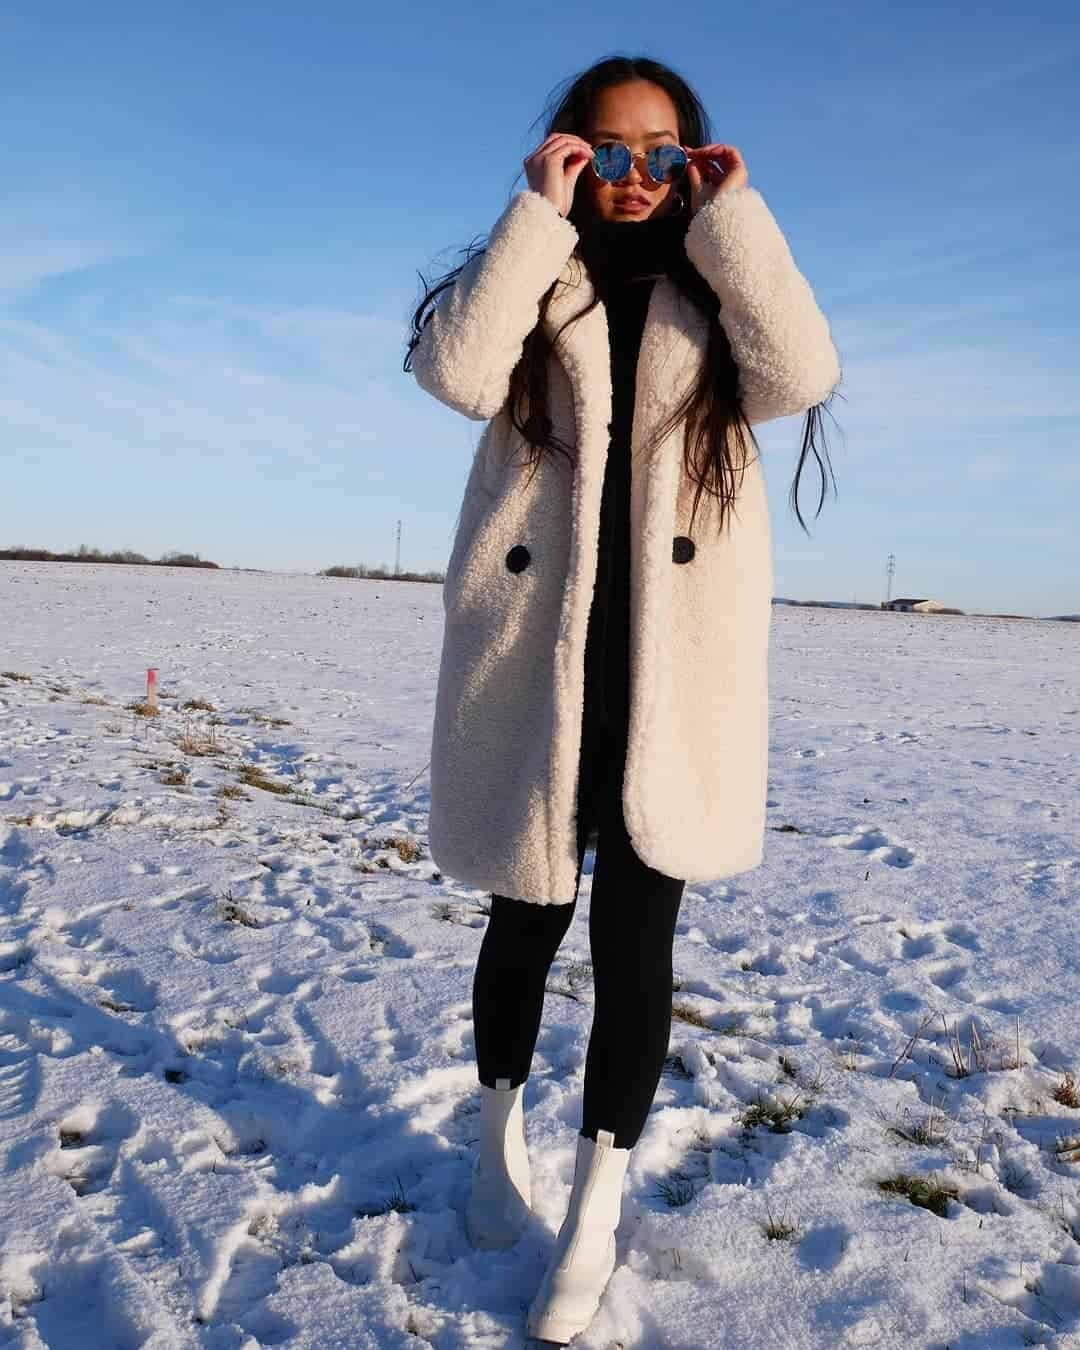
411, 185, 841, 905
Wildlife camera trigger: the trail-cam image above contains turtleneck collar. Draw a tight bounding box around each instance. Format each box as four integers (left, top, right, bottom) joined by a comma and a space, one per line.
576, 208, 690, 295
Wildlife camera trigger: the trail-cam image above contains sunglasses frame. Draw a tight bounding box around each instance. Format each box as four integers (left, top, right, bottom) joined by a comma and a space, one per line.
589, 140, 691, 187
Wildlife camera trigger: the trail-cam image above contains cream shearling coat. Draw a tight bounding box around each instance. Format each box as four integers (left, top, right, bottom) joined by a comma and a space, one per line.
412, 185, 841, 905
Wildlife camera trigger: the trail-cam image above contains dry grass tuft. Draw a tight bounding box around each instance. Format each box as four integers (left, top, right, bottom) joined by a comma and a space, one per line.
671, 1001, 713, 1029
940, 1012, 1023, 1077
219, 888, 259, 928
181, 698, 216, 711
877, 1171, 958, 1218
739, 1091, 807, 1134
1052, 1072, 1080, 1109
2, 671, 32, 682
126, 700, 158, 717
174, 722, 224, 756
354, 1176, 415, 1218
761, 1199, 800, 1241
362, 834, 422, 863
237, 763, 291, 795
883, 1098, 950, 1146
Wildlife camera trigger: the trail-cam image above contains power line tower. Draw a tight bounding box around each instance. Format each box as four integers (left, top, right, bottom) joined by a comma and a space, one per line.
394, 519, 402, 577
885, 552, 896, 605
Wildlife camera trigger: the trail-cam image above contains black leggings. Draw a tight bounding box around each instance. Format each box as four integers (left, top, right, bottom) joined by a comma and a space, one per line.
471, 713, 686, 1149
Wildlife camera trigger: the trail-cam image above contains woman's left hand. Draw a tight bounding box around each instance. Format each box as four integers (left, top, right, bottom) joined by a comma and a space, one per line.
685, 144, 749, 214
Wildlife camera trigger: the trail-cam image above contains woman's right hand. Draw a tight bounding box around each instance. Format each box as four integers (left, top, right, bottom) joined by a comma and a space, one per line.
524, 133, 595, 218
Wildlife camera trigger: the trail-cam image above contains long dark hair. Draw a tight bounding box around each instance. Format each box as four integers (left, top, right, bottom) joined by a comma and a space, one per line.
404, 55, 841, 536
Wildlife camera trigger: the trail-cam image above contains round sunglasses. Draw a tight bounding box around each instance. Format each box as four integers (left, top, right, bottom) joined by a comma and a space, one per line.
591, 140, 690, 186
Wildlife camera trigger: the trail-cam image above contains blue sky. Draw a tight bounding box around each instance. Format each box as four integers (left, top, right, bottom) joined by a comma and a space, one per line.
1, 3, 1077, 616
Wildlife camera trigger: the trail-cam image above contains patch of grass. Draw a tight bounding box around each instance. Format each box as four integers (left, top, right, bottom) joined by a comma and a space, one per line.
671, 1001, 712, 1029
126, 700, 159, 717
877, 1171, 958, 1218
940, 1012, 1020, 1077
761, 1199, 799, 1241
237, 763, 291, 795
653, 1171, 697, 1208
219, 889, 259, 928
883, 1098, 950, 1147
218, 783, 247, 800
1052, 1072, 1080, 1109
354, 1175, 416, 1218
159, 764, 190, 786
2, 671, 32, 682
81, 693, 108, 705
739, 1091, 807, 1135
181, 698, 216, 711
175, 725, 223, 756
362, 834, 422, 863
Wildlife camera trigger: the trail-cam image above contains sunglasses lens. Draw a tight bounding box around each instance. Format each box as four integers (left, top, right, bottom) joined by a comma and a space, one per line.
593, 142, 632, 182
647, 144, 688, 182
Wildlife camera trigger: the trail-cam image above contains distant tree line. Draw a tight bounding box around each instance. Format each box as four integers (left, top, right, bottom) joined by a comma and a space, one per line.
320, 564, 444, 584
0, 544, 218, 568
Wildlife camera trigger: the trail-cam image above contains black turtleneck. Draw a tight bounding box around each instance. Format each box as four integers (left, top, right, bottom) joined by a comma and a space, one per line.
575, 209, 690, 746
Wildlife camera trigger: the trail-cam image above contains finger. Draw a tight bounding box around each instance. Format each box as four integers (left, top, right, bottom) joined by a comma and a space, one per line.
690, 144, 736, 167
535, 133, 594, 160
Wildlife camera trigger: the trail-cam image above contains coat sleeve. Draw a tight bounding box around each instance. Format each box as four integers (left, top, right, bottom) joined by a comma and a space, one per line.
411, 189, 581, 421
683, 184, 842, 426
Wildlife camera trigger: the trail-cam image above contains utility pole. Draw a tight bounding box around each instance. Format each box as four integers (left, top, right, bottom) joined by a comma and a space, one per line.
394, 519, 402, 577
885, 553, 896, 605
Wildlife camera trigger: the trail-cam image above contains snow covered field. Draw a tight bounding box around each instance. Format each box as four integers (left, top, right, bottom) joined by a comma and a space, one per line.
1, 560, 1078, 1350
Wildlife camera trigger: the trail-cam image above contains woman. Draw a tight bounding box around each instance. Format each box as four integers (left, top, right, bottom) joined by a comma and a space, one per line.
405, 55, 841, 1346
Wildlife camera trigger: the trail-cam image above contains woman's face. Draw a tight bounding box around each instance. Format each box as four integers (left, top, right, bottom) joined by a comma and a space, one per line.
578, 80, 685, 223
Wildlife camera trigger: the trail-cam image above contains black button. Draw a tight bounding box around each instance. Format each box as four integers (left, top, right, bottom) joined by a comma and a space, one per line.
672, 536, 695, 564
506, 544, 531, 573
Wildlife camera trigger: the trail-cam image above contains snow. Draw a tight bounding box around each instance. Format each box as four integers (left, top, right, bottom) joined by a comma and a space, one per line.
0, 559, 1078, 1349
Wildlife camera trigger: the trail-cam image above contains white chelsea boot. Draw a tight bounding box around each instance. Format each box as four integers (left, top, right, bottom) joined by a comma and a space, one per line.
465, 1079, 532, 1250
526, 1128, 631, 1344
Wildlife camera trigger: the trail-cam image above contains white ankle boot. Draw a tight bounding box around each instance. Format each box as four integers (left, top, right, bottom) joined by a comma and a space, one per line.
465, 1079, 532, 1250
526, 1129, 631, 1345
